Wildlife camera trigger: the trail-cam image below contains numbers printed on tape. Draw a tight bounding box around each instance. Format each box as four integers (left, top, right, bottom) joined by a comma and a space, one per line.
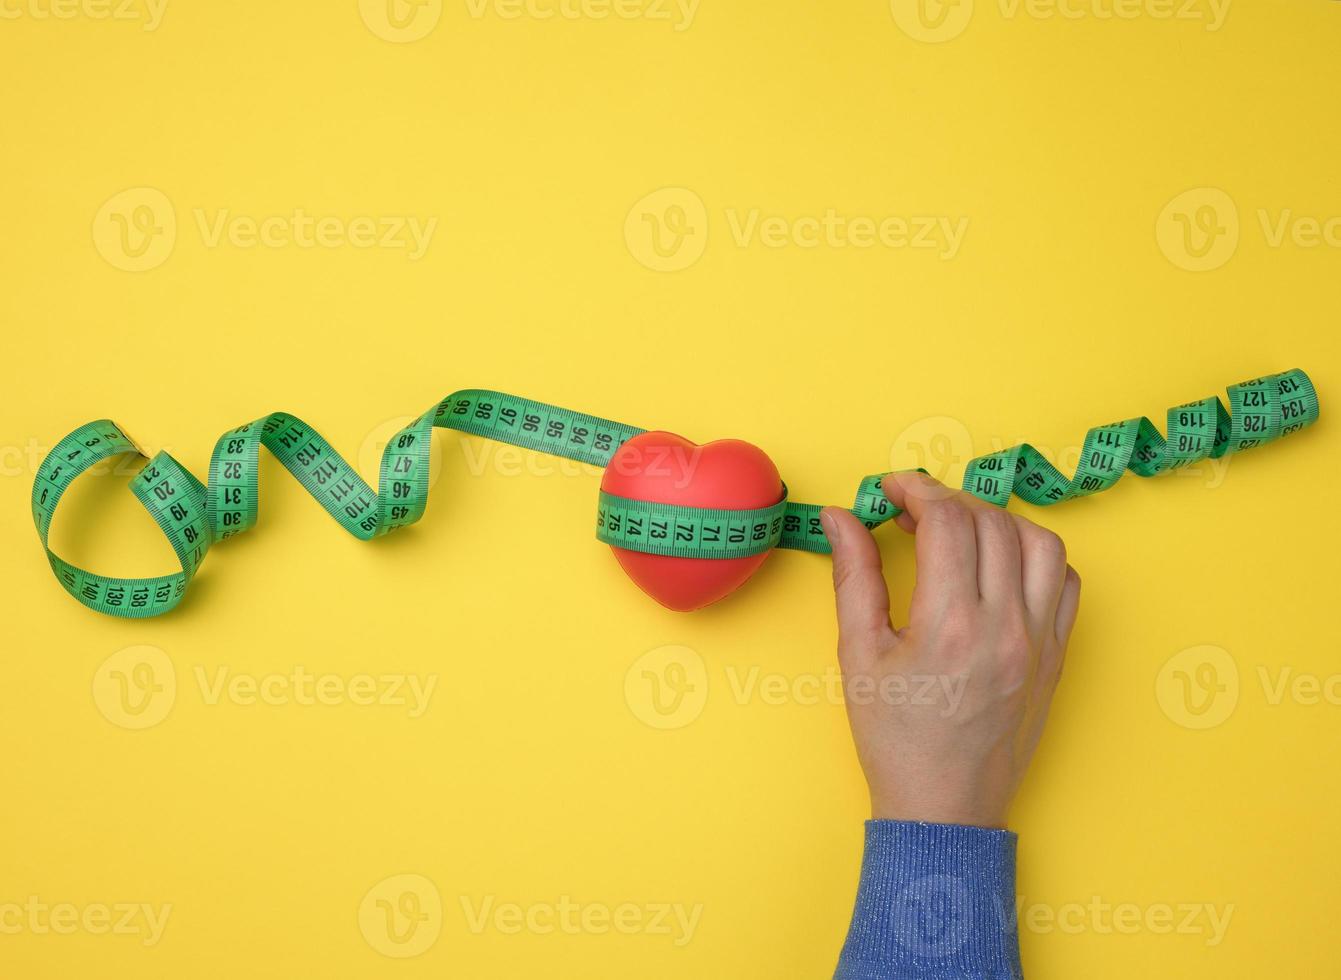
32, 371, 1319, 618
596, 491, 788, 558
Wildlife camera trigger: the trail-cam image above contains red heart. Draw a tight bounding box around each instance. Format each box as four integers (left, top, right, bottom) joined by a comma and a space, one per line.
601, 431, 784, 611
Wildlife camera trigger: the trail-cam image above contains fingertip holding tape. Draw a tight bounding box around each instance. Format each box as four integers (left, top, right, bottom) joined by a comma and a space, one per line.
32, 369, 1318, 617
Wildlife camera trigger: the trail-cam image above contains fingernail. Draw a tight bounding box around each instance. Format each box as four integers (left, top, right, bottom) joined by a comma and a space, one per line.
820, 508, 841, 544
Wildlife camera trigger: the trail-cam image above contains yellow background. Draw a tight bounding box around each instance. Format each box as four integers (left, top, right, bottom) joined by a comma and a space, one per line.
2, 1, 1338, 977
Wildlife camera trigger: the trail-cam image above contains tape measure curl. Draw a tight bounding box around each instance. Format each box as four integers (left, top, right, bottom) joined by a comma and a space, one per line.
32, 369, 1318, 618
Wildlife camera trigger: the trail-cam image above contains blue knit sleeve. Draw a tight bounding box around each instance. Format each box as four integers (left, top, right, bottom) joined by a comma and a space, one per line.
834, 820, 1022, 980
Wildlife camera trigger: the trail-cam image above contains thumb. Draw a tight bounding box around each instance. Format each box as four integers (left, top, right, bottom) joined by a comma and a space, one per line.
821, 507, 893, 648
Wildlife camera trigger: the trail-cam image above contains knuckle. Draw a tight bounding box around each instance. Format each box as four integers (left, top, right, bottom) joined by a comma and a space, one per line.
944, 607, 976, 637
926, 609, 976, 656
1000, 624, 1032, 662
992, 608, 1034, 661
1026, 526, 1067, 563
903, 470, 947, 494
1039, 528, 1066, 558
831, 561, 857, 593
977, 507, 1016, 539
996, 648, 1033, 694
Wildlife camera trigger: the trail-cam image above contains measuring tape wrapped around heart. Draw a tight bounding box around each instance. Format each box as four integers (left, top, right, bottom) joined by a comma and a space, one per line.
32, 368, 1318, 617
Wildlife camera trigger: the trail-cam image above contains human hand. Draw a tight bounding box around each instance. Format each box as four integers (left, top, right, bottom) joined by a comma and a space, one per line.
821, 472, 1081, 829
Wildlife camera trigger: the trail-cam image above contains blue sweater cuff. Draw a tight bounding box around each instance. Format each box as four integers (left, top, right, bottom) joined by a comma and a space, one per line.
834, 819, 1022, 980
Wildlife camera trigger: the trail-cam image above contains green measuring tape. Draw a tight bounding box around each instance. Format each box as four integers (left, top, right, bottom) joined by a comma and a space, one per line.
594, 476, 892, 559
32, 369, 1318, 618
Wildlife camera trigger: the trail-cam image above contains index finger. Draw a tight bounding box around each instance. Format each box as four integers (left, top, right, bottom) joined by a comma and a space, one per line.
881, 471, 979, 607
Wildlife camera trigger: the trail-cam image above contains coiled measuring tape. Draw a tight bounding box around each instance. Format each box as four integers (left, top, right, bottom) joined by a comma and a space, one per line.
32, 369, 1318, 618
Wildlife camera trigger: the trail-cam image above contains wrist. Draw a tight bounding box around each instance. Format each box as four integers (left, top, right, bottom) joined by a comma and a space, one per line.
866, 752, 1017, 829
